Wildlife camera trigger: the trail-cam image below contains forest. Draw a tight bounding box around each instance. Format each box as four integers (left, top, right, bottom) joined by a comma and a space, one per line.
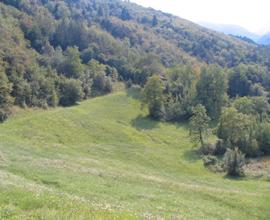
1, 0, 270, 176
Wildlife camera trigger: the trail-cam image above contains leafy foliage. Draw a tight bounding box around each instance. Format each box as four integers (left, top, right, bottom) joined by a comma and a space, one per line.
217, 108, 257, 156
164, 65, 197, 120
189, 104, 210, 147
224, 148, 245, 176
59, 78, 83, 106
141, 76, 164, 120
196, 65, 228, 119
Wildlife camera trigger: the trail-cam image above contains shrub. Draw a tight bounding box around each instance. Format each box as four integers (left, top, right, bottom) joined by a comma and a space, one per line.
59, 79, 84, 106
257, 122, 270, 155
224, 148, 245, 176
215, 139, 227, 155
202, 155, 224, 172
0, 108, 11, 122
200, 143, 216, 155
202, 155, 218, 166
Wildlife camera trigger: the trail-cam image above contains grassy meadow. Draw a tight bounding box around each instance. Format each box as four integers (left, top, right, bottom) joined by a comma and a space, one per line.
0, 89, 269, 219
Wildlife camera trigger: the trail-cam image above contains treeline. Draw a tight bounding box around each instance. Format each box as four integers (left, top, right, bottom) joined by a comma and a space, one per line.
142, 63, 270, 121
141, 63, 270, 175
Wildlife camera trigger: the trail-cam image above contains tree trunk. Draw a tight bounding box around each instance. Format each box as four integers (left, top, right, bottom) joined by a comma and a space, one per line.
199, 130, 204, 147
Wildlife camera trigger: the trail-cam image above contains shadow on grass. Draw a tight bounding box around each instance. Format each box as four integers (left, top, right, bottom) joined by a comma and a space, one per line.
223, 174, 245, 181
131, 115, 160, 131
182, 148, 201, 162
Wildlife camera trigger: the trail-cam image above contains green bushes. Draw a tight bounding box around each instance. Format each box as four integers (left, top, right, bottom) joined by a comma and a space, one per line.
59, 79, 83, 107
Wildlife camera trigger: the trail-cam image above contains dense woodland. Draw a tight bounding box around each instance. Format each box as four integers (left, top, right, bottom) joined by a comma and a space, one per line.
1, 0, 270, 176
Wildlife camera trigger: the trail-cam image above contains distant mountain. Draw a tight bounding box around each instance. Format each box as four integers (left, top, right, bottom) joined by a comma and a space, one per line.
258, 33, 270, 45
199, 22, 261, 43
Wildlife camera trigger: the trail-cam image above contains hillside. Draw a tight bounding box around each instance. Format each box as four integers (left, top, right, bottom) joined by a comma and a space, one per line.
0, 0, 258, 68
1, 0, 269, 121
0, 90, 269, 219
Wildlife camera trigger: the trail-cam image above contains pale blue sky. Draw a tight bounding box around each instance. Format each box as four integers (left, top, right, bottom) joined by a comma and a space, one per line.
131, 0, 270, 35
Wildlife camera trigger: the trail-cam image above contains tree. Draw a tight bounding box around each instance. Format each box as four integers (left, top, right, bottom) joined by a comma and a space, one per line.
55, 2, 70, 19
141, 76, 164, 120
251, 96, 270, 122
233, 96, 270, 122
196, 65, 228, 119
61, 47, 84, 78
257, 122, 270, 155
165, 65, 197, 120
228, 65, 251, 97
87, 60, 112, 96
121, 8, 131, 20
134, 54, 165, 85
53, 19, 90, 50
217, 107, 256, 155
80, 68, 93, 99
59, 79, 84, 106
228, 64, 269, 98
152, 15, 158, 27
224, 148, 245, 176
0, 71, 14, 122
233, 96, 255, 115
189, 104, 210, 147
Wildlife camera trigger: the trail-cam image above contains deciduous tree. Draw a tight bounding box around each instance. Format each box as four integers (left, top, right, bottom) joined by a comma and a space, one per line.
142, 76, 164, 120
189, 104, 210, 147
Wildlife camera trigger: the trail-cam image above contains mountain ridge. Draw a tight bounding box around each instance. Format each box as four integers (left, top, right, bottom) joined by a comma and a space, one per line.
199, 21, 270, 45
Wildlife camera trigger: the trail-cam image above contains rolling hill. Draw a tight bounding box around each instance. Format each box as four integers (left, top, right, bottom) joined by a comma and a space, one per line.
0, 89, 269, 219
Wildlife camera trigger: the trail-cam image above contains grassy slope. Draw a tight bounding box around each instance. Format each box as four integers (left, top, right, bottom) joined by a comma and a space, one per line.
0, 89, 269, 219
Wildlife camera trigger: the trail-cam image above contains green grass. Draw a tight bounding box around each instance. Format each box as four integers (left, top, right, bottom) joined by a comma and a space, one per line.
0, 89, 269, 219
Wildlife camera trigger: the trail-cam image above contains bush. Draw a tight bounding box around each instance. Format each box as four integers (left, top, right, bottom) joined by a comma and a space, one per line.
202, 155, 218, 166
257, 122, 270, 155
215, 139, 227, 155
0, 108, 11, 122
202, 155, 224, 172
224, 148, 245, 176
247, 139, 260, 157
59, 79, 84, 106
200, 143, 216, 155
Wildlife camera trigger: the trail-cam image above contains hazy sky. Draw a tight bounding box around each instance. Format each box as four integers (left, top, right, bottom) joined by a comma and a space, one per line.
131, 0, 270, 35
